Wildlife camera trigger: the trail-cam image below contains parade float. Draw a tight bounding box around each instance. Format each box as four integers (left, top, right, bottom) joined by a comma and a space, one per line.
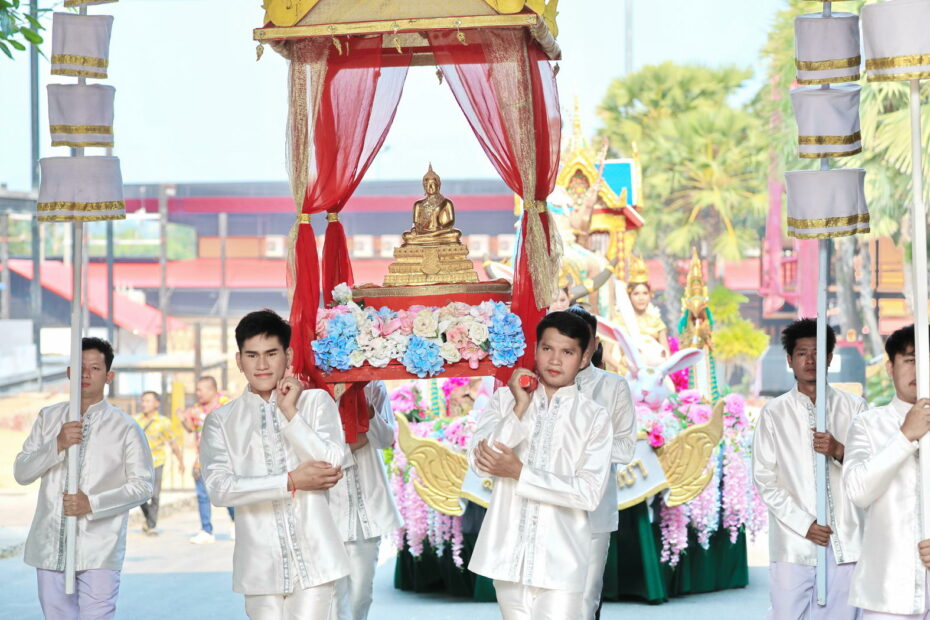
254, 0, 764, 605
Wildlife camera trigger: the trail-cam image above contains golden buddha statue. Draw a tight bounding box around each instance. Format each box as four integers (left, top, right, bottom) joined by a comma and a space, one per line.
401, 165, 462, 246
384, 166, 478, 286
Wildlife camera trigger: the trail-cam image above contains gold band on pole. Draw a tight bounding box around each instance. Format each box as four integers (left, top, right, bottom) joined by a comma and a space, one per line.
298, 213, 312, 224
798, 131, 861, 145
795, 55, 861, 71
326, 212, 339, 222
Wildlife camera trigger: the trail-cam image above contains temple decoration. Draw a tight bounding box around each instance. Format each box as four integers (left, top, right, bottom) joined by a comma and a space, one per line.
385, 166, 478, 286
678, 248, 720, 402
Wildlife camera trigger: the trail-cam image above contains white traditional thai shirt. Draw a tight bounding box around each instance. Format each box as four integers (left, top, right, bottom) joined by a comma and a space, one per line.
752, 384, 865, 566
14, 399, 154, 572
844, 397, 927, 615
328, 381, 403, 541
468, 385, 612, 592
575, 364, 636, 533
200, 387, 351, 595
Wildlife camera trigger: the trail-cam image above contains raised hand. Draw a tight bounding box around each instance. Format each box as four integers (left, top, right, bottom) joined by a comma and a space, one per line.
277, 377, 304, 421
805, 522, 833, 547
63, 491, 91, 517
507, 368, 536, 420
901, 398, 930, 442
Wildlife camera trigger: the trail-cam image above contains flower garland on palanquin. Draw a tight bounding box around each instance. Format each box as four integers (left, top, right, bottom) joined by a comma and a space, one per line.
312, 284, 525, 377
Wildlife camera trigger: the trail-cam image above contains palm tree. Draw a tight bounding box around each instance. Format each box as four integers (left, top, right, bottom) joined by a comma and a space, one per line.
598, 62, 766, 324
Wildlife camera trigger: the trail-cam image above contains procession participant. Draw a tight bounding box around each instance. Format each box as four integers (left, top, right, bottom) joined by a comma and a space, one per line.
14, 337, 154, 620
199, 309, 351, 619
844, 324, 930, 618
133, 390, 185, 534
752, 318, 865, 619
328, 380, 403, 620
468, 311, 612, 620
180, 375, 232, 544
566, 305, 636, 620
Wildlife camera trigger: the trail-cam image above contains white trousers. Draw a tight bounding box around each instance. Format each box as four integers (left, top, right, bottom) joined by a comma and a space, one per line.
244, 582, 336, 620
36, 568, 120, 620
581, 532, 611, 620
331, 537, 380, 620
766, 548, 860, 620
493, 579, 582, 620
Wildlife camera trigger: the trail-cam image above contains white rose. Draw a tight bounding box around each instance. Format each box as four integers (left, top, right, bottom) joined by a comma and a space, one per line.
365, 338, 392, 368
440, 341, 462, 363
468, 321, 490, 345
388, 332, 409, 359
349, 349, 367, 367
332, 283, 353, 305
412, 309, 439, 338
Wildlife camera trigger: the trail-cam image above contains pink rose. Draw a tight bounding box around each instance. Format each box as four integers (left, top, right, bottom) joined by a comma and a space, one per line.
647, 422, 665, 448
381, 317, 402, 336
447, 325, 470, 348
460, 343, 488, 369
686, 404, 712, 425
397, 310, 415, 335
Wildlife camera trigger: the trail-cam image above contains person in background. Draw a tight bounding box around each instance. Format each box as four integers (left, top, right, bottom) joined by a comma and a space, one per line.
180, 375, 232, 544
14, 337, 153, 620
133, 391, 184, 534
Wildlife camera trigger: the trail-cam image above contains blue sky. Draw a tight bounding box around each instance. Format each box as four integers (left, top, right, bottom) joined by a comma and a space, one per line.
0, 0, 785, 192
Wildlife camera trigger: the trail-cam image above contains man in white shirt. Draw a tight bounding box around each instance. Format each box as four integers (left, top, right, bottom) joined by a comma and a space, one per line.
468, 311, 612, 620
14, 337, 154, 620
328, 380, 402, 620
844, 324, 930, 618
200, 310, 352, 619
752, 318, 865, 619
567, 305, 636, 619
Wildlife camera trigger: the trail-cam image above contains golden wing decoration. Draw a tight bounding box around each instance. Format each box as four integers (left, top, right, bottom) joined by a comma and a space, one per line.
394, 413, 469, 517
655, 400, 725, 507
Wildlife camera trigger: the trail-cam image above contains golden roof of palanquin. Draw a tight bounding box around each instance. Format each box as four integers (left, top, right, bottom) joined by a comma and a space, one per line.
262, 0, 560, 36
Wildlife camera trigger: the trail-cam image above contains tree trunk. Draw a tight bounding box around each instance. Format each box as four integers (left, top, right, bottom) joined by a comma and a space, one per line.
857, 238, 885, 359
659, 251, 683, 331
835, 236, 862, 338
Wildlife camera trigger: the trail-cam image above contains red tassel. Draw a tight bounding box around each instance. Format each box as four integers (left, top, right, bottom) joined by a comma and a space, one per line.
288, 210, 321, 379
321, 216, 355, 305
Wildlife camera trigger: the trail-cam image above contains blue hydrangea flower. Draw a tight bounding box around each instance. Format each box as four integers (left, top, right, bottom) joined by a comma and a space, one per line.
328, 312, 358, 341
402, 335, 444, 378
488, 310, 525, 367
312, 331, 357, 372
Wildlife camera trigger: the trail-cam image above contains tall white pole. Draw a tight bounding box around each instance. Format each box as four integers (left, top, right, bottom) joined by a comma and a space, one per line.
813, 3, 832, 606
64, 3, 88, 594
910, 79, 930, 543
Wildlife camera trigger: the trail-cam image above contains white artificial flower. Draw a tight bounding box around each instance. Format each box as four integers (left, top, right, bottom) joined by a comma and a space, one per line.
412, 309, 440, 338
332, 282, 353, 305
365, 338, 393, 368
468, 321, 490, 345
349, 348, 367, 367
440, 341, 462, 363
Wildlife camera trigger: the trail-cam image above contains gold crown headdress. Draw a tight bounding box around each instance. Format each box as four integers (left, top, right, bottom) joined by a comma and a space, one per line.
423, 163, 440, 185
628, 254, 650, 285
682, 248, 709, 311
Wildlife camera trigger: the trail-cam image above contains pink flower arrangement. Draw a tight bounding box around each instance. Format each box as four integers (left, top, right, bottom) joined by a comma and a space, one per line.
659, 503, 689, 567
647, 422, 666, 448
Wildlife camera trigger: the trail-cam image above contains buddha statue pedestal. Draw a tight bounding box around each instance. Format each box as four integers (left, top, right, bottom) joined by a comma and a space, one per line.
383, 243, 479, 286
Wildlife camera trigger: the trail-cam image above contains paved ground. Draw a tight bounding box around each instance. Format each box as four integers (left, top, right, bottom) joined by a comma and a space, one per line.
0, 499, 770, 619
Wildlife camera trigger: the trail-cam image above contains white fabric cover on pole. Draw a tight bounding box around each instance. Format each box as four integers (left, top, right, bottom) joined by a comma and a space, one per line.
47, 84, 115, 148
38, 157, 125, 222
785, 168, 869, 239
863, 0, 930, 82
795, 13, 860, 85
51, 13, 114, 80
790, 85, 861, 159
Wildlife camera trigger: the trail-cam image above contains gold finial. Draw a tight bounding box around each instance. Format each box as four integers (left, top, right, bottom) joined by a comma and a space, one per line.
628, 254, 649, 285
682, 248, 709, 312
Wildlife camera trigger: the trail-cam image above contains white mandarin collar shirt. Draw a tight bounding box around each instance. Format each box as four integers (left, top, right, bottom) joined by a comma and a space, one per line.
844, 397, 927, 615
576, 364, 636, 533
14, 399, 154, 572
329, 381, 403, 541
467, 384, 612, 592
200, 387, 351, 595
752, 384, 866, 566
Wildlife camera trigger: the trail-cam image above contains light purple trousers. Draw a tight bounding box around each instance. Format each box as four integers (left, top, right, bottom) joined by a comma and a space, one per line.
766, 545, 860, 620
36, 568, 120, 620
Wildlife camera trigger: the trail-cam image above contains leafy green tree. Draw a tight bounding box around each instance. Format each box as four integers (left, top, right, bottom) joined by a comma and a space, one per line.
0, 1, 46, 60
598, 62, 767, 324
708, 286, 770, 388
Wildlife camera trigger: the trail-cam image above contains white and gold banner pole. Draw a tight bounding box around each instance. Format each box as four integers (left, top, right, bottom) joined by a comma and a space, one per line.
64, 3, 88, 596
909, 78, 930, 546
813, 1, 832, 607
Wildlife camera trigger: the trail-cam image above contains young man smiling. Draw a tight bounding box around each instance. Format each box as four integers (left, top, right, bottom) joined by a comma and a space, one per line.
199, 310, 351, 619
15, 337, 154, 620
844, 324, 930, 617
752, 318, 865, 619
468, 311, 612, 620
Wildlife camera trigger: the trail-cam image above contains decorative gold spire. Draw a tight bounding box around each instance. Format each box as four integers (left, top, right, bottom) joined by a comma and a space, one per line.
628, 254, 649, 285
682, 247, 709, 312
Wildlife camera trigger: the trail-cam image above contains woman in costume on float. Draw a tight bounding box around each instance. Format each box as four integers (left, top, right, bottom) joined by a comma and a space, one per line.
616, 255, 670, 368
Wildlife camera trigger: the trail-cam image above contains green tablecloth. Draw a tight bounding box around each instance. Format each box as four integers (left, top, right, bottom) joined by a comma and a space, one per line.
394, 501, 748, 604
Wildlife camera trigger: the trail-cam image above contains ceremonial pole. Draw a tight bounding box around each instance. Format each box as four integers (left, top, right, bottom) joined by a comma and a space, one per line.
908, 77, 930, 542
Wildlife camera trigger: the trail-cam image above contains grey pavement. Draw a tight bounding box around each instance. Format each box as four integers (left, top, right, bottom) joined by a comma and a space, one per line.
0, 500, 770, 619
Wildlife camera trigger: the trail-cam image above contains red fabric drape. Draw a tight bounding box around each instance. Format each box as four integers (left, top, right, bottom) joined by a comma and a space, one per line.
428, 30, 561, 379
288, 37, 411, 441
